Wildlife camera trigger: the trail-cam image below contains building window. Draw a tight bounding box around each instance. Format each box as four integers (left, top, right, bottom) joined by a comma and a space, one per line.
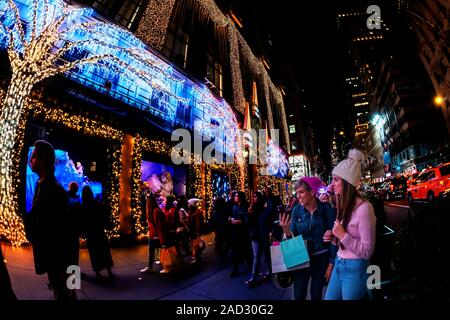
206, 54, 223, 97
289, 125, 296, 134
114, 0, 144, 29
93, 0, 144, 29
163, 22, 189, 69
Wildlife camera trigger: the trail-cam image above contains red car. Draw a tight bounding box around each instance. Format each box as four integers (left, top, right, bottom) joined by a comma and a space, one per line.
407, 163, 450, 203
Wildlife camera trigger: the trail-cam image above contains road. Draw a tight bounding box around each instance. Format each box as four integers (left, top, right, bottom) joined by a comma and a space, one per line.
383, 198, 410, 231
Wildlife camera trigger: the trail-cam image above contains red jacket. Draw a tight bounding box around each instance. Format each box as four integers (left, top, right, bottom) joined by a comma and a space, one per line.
164, 207, 177, 231
147, 207, 168, 245
188, 208, 203, 237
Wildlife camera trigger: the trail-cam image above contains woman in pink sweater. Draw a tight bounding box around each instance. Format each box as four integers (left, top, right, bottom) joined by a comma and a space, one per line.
324, 149, 376, 300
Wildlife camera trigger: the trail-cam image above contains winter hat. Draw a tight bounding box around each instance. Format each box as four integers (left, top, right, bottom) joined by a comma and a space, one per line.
332, 149, 364, 187
188, 198, 200, 208
298, 177, 323, 196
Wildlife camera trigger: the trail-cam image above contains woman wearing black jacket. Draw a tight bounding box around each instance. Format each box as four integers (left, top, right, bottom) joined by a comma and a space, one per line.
246, 191, 274, 286
229, 191, 249, 278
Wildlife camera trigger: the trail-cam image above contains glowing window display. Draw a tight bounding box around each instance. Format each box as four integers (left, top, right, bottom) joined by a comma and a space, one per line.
26, 147, 102, 213
141, 160, 186, 198
212, 171, 230, 200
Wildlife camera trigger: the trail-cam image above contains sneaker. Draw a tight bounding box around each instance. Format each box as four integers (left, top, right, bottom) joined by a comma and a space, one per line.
155, 260, 161, 265
159, 269, 169, 274
189, 258, 197, 264
140, 266, 153, 274
245, 277, 257, 287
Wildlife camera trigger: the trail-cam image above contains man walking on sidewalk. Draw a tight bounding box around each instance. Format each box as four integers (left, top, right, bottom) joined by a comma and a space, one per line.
24, 140, 76, 300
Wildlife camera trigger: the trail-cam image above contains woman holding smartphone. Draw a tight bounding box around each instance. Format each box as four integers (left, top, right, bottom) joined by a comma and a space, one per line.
279, 177, 337, 300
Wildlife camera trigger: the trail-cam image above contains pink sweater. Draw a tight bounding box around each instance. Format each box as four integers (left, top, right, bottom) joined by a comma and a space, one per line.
337, 200, 376, 260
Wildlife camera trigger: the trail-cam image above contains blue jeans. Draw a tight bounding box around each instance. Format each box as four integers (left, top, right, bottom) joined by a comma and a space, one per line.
325, 257, 369, 300
292, 252, 329, 300
251, 240, 271, 278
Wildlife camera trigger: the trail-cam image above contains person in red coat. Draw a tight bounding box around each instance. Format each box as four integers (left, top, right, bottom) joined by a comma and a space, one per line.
188, 198, 204, 263
140, 193, 169, 274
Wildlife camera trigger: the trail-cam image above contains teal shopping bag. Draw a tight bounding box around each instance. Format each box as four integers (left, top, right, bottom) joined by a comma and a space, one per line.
280, 234, 310, 268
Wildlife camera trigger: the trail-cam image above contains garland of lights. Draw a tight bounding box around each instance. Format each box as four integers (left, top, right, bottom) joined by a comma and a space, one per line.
269, 82, 290, 152
131, 134, 145, 236
0, 89, 28, 245
0, 0, 180, 244
32, 101, 124, 238
257, 174, 289, 205
228, 24, 244, 114
135, 0, 177, 50
1, 0, 286, 245
205, 165, 212, 221
0, 88, 124, 244
105, 143, 123, 239
130, 134, 179, 236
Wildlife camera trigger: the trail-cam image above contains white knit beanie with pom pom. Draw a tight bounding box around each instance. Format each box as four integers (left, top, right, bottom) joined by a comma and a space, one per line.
332, 149, 364, 187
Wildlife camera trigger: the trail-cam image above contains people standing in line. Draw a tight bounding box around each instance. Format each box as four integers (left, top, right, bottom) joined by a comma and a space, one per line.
24, 140, 76, 300
0, 244, 17, 300
324, 149, 377, 300
211, 197, 229, 264
229, 191, 249, 278
279, 177, 337, 301
246, 191, 273, 286
81, 186, 114, 280
187, 198, 204, 264
141, 193, 169, 274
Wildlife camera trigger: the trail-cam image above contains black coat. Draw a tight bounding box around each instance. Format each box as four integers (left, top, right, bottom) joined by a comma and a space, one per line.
24, 175, 72, 275
81, 200, 113, 272
249, 204, 275, 242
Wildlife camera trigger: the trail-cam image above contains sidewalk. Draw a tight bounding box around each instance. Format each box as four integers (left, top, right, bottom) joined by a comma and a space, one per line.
2, 233, 293, 300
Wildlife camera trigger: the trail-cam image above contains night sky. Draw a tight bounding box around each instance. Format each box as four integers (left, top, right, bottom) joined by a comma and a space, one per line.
220, 0, 349, 167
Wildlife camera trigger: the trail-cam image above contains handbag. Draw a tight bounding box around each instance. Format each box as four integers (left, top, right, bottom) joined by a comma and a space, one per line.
160, 246, 183, 273
192, 238, 206, 252
270, 242, 309, 273
280, 234, 310, 269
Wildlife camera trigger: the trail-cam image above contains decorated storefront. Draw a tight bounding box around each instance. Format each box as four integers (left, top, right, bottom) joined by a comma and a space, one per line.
0, 0, 289, 245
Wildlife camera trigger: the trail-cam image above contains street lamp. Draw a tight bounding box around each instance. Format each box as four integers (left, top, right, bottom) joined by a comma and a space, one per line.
434, 95, 445, 106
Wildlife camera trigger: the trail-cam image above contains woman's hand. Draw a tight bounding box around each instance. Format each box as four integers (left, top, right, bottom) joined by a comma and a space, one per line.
324, 263, 333, 283
279, 213, 292, 236
323, 230, 334, 242
332, 220, 346, 240
319, 193, 331, 204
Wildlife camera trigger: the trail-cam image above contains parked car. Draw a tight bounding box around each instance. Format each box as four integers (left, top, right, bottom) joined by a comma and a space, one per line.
367, 182, 384, 198
377, 177, 407, 201
407, 162, 450, 203
406, 172, 420, 187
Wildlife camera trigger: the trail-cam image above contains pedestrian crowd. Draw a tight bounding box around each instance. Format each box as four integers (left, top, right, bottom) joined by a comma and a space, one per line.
0, 141, 376, 301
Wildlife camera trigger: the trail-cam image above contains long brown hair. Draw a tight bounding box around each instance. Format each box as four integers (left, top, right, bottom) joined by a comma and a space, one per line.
336, 179, 362, 248
336, 179, 360, 229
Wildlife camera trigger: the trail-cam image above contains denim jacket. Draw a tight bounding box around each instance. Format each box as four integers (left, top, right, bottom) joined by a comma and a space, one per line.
290, 199, 337, 264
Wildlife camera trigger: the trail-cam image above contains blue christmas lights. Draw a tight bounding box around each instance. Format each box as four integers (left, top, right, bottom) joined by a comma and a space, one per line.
0, 0, 288, 177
